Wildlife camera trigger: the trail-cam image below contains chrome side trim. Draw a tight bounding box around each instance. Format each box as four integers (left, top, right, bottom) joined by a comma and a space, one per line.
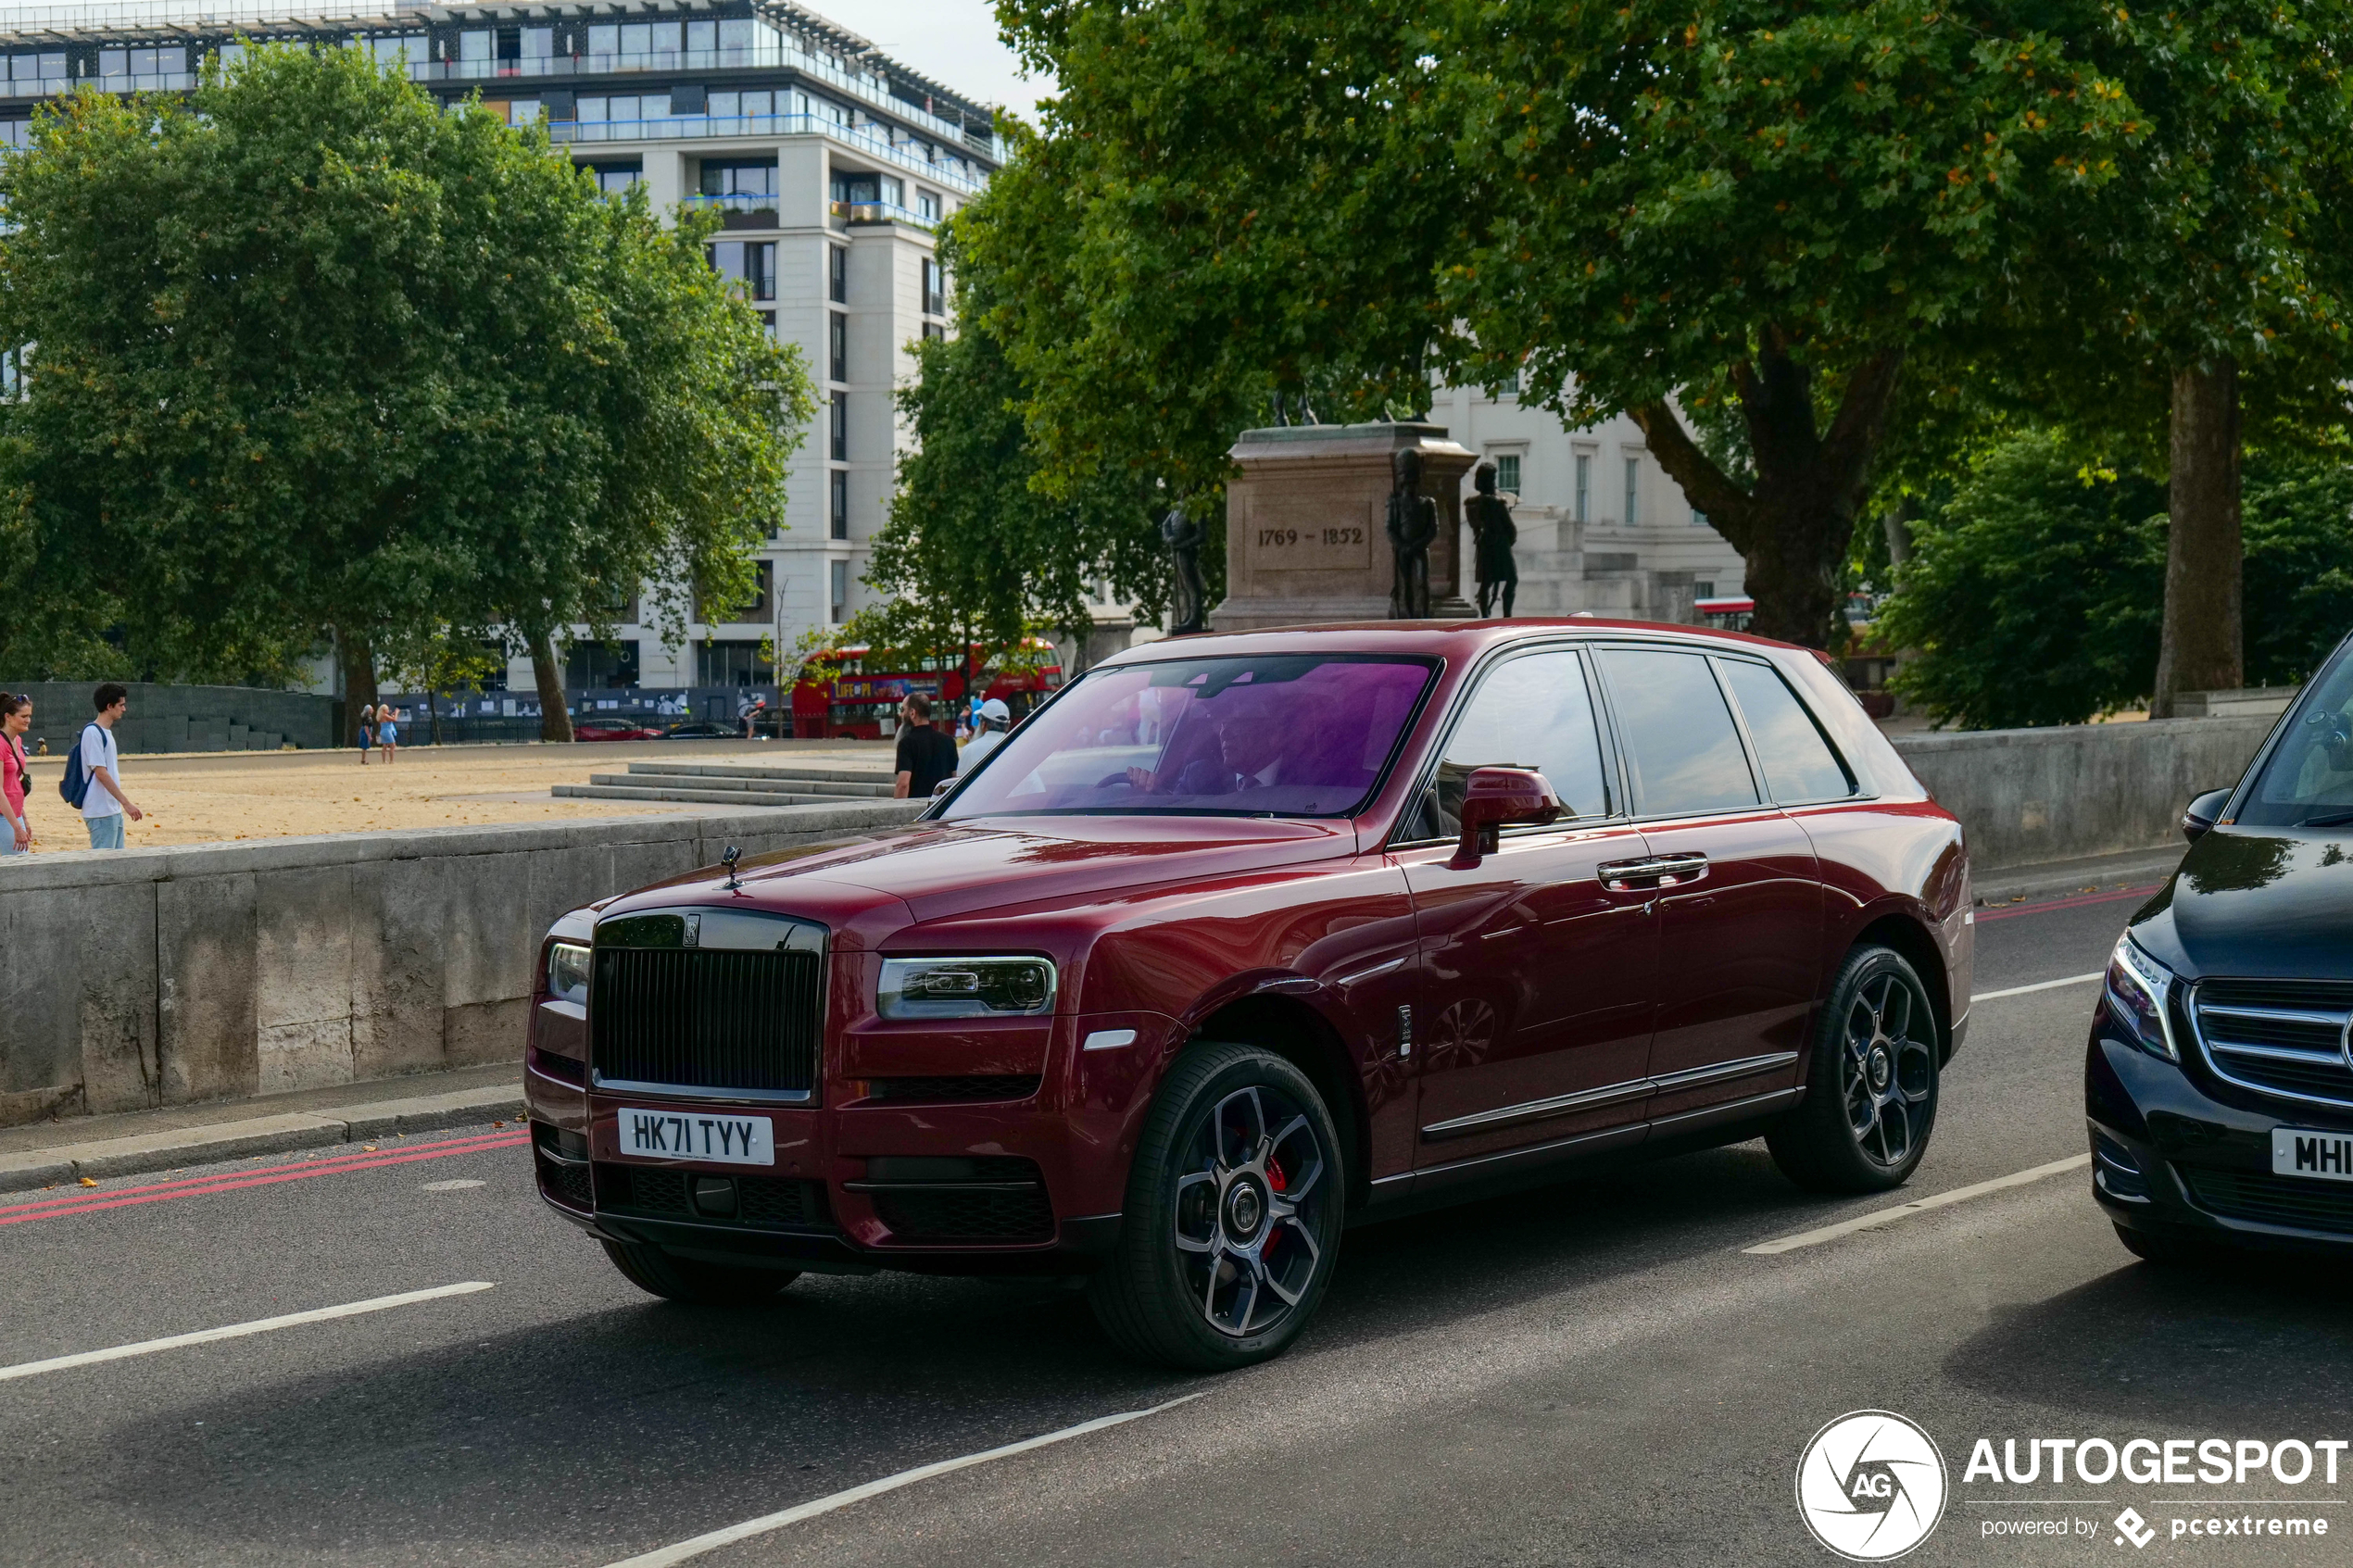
1418, 1051, 1800, 1140
1421, 1077, 1653, 1140
1647, 1050, 1801, 1092
1644, 1085, 1802, 1134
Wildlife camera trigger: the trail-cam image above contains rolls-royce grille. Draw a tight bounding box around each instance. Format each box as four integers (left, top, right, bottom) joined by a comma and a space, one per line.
2189, 980, 2353, 1110
592, 946, 822, 1097
2179, 1165, 2353, 1236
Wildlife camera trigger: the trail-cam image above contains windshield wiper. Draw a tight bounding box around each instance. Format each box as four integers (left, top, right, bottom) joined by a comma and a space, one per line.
2299, 810, 2353, 828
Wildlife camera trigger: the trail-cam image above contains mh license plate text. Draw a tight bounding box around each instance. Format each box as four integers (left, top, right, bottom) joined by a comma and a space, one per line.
2272, 1127, 2353, 1184
617, 1108, 775, 1166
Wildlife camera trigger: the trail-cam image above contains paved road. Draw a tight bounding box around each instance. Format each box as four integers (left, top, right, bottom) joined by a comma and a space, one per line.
6, 885, 2350, 1566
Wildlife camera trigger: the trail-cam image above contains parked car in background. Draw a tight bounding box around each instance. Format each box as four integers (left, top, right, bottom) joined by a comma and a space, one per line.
573, 721, 666, 742
525, 620, 1972, 1370
661, 721, 741, 740
2089, 631, 2353, 1261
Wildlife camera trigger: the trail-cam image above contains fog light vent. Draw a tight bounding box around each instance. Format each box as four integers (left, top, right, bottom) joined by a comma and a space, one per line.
2093, 1130, 2150, 1203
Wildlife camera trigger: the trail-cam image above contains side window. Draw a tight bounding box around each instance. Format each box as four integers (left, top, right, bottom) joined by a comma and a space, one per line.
1415, 649, 1609, 840
1594, 646, 1760, 816
1718, 659, 1855, 803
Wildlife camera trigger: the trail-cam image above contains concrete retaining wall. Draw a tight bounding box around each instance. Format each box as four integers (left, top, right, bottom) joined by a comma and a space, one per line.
0, 801, 922, 1129
0, 682, 338, 754
1891, 716, 2280, 871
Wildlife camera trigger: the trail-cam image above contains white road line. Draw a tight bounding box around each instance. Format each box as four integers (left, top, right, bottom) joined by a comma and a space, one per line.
0, 1282, 494, 1383
1972, 972, 2104, 1002
601, 1391, 1211, 1568
1744, 1156, 2091, 1256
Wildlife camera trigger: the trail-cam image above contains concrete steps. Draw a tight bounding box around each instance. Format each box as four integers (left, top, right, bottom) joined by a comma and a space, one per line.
554, 758, 899, 809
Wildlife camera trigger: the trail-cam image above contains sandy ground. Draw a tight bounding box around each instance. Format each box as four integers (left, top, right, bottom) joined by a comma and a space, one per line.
2, 738, 895, 852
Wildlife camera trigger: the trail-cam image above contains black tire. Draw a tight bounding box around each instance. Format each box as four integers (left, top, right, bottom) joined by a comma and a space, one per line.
1768, 944, 1942, 1194
2111, 1223, 2204, 1266
1089, 1042, 1346, 1372
600, 1240, 799, 1306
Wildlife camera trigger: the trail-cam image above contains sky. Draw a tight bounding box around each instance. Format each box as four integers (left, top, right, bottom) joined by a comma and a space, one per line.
793, 0, 1050, 115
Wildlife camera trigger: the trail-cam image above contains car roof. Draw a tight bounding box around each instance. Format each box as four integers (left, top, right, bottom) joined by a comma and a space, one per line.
1090, 617, 1810, 669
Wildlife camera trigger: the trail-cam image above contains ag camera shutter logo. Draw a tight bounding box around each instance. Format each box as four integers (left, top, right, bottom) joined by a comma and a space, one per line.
1796, 1411, 1949, 1561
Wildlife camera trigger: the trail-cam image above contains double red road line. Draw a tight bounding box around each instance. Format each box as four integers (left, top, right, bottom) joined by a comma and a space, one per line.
1975, 884, 2160, 923
0, 1127, 532, 1228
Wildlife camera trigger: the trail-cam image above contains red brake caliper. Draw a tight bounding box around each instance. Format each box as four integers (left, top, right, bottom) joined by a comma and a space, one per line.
1262, 1155, 1288, 1263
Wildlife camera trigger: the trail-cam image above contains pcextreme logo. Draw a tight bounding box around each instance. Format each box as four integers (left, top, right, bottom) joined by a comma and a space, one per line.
1796, 1411, 1951, 1562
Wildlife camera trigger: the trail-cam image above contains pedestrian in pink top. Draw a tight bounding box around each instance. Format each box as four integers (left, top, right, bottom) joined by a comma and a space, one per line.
0, 691, 32, 855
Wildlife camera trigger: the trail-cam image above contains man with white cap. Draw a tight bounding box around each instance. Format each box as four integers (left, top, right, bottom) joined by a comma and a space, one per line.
958, 696, 1013, 772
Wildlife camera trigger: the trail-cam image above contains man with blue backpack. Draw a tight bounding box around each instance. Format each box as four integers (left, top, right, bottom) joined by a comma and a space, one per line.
60, 684, 143, 849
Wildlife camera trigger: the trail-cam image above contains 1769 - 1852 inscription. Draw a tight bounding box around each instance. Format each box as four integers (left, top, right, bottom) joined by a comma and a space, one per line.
1254, 521, 1372, 571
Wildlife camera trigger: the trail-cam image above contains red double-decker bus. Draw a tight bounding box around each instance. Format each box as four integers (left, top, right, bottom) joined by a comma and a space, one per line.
788, 642, 1063, 739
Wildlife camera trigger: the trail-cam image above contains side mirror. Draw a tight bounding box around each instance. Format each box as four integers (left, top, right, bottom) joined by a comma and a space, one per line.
2182, 786, 2232, 843
1453, 767, 1564, 867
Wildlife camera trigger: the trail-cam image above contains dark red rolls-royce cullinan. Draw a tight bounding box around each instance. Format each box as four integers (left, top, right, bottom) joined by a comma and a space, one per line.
524, 620, 1972, 1369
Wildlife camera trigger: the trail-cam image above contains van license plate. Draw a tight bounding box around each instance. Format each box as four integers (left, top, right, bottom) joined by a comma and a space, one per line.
616, 1108, 774, 1166
2271, 1128, 2353, 1184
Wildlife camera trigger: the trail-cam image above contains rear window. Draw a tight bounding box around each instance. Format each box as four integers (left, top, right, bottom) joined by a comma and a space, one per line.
1719, 659, 1854, 803
1595, 646, 1761, 817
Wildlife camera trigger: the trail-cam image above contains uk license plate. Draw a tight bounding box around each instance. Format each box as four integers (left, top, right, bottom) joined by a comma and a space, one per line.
616, 1107, 774, 1166
2271, 1128, 2353, 1184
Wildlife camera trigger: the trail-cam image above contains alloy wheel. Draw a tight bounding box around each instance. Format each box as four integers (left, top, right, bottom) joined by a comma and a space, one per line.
1170, 1084, 1331, 1338
1842, 972, 1935, 1169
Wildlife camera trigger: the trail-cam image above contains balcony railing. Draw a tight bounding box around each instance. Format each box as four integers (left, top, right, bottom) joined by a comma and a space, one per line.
826, 199, 936, 232
551, 112, 983, 194
684, 190, 778, 213
2, 70, 188, 96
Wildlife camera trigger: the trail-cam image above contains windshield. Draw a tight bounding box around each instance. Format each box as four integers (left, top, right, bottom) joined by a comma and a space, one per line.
2238, 645, 2353, 827
939, 654, 1435, 820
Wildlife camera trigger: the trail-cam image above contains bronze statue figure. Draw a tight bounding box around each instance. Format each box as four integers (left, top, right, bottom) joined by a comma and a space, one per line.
1386, 447, 1438, 619
1161, 503, 1206, 635
1467, 458, 1518, 618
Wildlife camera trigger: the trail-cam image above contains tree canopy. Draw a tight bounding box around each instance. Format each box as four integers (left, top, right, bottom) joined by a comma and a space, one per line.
0, 44, 811, 734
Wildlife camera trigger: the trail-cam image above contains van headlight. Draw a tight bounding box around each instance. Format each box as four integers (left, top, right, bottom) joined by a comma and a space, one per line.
878, 956, 1056, 1019
2105, 935, 2177, 1060
547, 942, 592, 1006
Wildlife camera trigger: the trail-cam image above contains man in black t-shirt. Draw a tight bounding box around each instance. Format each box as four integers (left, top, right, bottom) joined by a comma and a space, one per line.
893, 693, 960, 798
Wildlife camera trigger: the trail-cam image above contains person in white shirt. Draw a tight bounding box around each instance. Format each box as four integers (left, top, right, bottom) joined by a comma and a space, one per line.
81, 684, 143, 849
958, 697, 1013, 773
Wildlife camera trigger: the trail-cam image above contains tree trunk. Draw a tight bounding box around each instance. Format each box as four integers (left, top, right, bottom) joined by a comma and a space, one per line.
1881, 503, 1914, 569
335, 629, 379, 747
529, 630, 573, 742
1734, 495, 1849, 646
2150, 359, 2243, 719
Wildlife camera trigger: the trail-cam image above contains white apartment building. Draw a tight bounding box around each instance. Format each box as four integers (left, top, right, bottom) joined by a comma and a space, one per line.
1428, 382, 1747, 622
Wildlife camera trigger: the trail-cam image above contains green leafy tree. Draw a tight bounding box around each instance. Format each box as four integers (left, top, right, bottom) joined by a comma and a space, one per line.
2243, 457, 2353, 691
0, 45, 809, 739
1877, 432, 2165, 729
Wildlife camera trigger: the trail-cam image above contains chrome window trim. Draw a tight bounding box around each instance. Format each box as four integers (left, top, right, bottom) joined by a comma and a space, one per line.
1417, 1050, 1798, 1140
2185, 979, 2353, 1111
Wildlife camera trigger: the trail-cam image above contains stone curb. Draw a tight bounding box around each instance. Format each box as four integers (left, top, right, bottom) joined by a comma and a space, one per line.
1972, 848, 2187, 908
0, 1084, 526, 1194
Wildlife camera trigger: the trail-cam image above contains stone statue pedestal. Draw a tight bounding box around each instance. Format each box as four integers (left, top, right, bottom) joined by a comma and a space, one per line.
1209, 422, 1478, 632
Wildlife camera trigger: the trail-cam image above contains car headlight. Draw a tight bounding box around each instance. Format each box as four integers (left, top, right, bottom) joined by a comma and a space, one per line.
877, 956, 1056, 1019
547, 942, 592, 1007
2105, 934, 2178, 1060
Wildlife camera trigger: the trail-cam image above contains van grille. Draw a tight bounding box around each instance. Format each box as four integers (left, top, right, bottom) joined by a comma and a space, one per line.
592, 946, 824, 1098
2188, 980, 2353, 1111
2178, 1165, 2353, 1236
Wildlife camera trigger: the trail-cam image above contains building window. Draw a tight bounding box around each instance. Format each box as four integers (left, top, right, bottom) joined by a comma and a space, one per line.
1692, 508, 1709, 530
1694, 581, 1715, 599
830, 470, 849, 539
709, 89, 777, 119
564, 640, 640, 689
829, 560, 849, 624
828, 244, 847, 304
921, 257, 944, 317
696, 639, 774, 687
699, 157, 776, 199
1624, 458, 1641, 527
829, 312, 847, 383
588, 162, 641, 196
831, 392, 847, 461
707, 240, 775, 302
917, 191, 940, 222
1573, 454, 1591, 524
1491, 452, 1521, 495
921, 321, 945, 343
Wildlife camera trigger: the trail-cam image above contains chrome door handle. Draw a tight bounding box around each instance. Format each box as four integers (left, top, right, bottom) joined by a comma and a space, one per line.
1597, 853, 1709, 891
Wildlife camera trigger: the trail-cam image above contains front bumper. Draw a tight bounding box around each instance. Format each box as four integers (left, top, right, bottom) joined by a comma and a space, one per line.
2084, 1005, 2353, 1254
523, 1007, 1174, 1274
